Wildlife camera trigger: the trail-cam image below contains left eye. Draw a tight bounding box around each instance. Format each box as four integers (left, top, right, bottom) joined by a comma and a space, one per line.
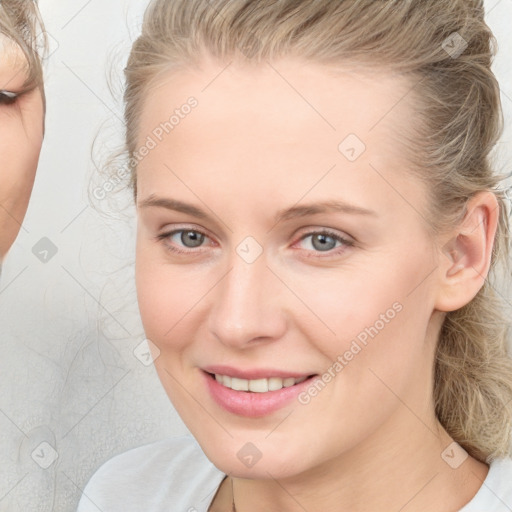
0, 90, 18, 106
297, 232, 351, 253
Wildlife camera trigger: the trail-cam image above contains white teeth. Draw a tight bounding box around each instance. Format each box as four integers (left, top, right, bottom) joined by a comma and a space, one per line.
249, 378, 268, 393
268, 377, 283, 391
214, 374, 308, 393
283, 378, 296, 388
231, 377, 249, 391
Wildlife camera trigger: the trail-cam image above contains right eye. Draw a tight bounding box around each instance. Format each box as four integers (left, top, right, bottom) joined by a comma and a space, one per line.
0, 90, 18, 106
156, 227, 215, 256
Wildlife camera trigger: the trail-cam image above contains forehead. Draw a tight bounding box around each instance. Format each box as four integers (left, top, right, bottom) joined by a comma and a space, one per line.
138, 57, 415, 156
136, 57, 425, 216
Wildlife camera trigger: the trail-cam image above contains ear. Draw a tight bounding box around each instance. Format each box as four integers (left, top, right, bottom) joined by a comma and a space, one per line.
434, 191, 499, 312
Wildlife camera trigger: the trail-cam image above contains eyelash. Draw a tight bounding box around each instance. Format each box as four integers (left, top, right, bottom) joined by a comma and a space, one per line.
295, 229, 354, 258
0, 91, 18, 106
156, 227, 354, 258
156, 228, 213, 256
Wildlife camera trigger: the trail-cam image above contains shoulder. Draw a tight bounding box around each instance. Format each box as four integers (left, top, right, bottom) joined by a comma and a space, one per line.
76, 435, 225, 512
461, 457, 512, 511
84, 435, 208, 479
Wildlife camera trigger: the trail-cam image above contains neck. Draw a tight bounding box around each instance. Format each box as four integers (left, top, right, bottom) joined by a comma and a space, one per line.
229, 415, 488, 512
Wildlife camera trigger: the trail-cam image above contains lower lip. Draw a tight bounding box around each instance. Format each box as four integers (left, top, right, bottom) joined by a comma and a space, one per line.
203, 371, 316, 418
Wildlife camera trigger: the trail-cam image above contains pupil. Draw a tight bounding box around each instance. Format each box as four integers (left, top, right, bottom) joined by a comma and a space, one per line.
181, 231, 204, 248
312, 234, 335, 251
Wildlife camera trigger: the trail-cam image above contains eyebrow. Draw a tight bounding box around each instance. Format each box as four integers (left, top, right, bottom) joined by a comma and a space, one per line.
274, 200, 377, 223
138, 195, 377, 223
138, 195, 209, 219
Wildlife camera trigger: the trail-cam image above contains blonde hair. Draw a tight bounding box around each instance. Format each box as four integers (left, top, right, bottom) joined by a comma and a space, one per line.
0, 0, 45, 91
124, 0, 512, 461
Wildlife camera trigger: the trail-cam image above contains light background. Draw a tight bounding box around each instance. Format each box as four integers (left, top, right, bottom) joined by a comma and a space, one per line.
0, 1, 511, 511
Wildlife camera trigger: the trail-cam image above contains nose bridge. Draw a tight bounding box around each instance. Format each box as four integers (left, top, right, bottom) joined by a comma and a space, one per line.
209, 248, 285, 346
228, 256, 262, 311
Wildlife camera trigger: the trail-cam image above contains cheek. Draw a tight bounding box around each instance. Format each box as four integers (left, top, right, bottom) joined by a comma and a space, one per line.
0, 100, 44, 199
135, 244, 213, 349
284, 254, 434, 352
326, 282, 436, 412
0, 103, 44, 256
283, 250, 437, 414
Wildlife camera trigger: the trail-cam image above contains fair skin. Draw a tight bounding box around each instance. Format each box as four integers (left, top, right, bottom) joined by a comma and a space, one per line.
135, 57, 496, 511
0, 35, 44, 260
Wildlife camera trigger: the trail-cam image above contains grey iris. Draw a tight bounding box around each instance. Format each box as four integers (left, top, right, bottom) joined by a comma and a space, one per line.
312, 234, 336, 251
182, 231, 204, 247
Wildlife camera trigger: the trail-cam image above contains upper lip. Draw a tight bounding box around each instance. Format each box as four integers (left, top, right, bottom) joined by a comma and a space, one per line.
203, 365, 315, 380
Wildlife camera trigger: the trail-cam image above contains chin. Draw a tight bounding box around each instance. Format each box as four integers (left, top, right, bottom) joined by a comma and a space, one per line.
193, 430, 313, 480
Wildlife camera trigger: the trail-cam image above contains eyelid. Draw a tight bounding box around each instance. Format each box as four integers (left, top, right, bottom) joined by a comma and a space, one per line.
159, 223, 215, 240
294, 226, 355, 243
291, 228, 355, 257
0, 81, 39, 103
156, 225, 217, 252
156, 224, 354, 258
0, 90, 19, 105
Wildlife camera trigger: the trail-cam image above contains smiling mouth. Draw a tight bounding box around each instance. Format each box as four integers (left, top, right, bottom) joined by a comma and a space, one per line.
207, 372, 315, 393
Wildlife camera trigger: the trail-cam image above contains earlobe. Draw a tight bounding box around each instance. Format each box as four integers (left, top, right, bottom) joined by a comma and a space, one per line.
435, 192, 499, 312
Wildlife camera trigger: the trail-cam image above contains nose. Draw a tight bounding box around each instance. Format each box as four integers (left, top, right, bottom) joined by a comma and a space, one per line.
208, 251, 287, 348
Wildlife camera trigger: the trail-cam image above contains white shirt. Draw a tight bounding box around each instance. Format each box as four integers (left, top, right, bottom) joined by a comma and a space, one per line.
77, 435, 512, 512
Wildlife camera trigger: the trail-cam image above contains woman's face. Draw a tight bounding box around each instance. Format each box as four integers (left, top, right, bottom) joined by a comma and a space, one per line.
135, 58, 448, 478
0, 35, 44, 259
